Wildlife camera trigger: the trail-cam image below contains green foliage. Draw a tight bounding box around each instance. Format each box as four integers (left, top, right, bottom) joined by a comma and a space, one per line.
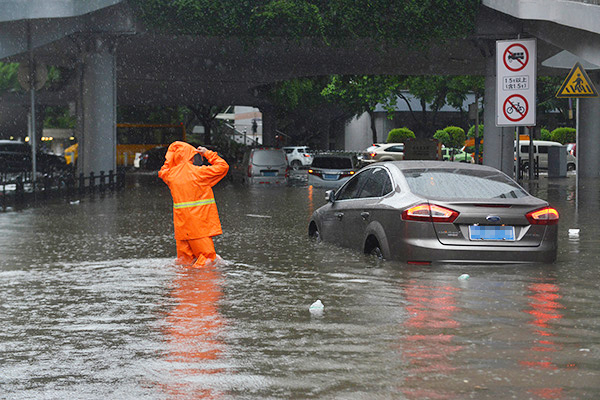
551, 127, 576, 144
443, 126, 466, 148
467, 124, 484, 138
433, 129, 450, 146
129, 0, 481, 46
540, 128, 552, 141
0, 62, 21, 92
322, 75, 402, 116
387, 127, 415, 143
44, 106, 76, 129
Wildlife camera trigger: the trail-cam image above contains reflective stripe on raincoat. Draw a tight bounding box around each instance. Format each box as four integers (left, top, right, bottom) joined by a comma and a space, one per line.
158, 141, 229, 240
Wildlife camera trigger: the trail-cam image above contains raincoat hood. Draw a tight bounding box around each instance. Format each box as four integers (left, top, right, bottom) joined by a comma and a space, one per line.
163, 141, 197, 169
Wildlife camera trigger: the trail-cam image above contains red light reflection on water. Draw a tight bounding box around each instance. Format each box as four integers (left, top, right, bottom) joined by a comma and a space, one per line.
161, 266, 227, 399
521, 281, 568, 399
400, 281, 463, 399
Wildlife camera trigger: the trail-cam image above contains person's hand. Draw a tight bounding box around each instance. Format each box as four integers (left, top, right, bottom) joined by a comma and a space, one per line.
196, 146, 208, 154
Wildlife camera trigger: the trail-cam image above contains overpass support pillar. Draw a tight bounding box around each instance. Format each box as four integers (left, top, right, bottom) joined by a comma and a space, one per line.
483, 55, 514, 175
77, 37, 117, 176
577, 72, 600, 178
260, 105, 276, 147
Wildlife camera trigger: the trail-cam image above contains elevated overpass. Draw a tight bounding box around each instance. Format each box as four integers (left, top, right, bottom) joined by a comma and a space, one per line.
0, 0, 598, 177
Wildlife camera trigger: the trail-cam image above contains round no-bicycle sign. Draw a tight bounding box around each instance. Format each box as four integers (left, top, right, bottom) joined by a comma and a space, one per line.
503, 94, 529, 122
503, 43, 529, 72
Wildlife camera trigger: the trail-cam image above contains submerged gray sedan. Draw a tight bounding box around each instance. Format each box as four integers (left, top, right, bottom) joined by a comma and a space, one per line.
308, 161, 559, 264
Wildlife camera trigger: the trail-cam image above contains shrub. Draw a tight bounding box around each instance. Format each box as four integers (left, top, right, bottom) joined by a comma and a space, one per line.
551, 127, 576, 144
467, 124, 484, 138
540, 128, 552, 141
387, 127, 415, 143
443, 126, 466, 148
433, 130, 450, 146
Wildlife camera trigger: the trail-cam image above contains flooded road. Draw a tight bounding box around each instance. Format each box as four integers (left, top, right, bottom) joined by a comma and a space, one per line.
1, 172, 599, 399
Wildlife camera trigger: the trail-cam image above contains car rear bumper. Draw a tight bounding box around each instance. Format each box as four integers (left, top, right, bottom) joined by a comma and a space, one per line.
392, 236, 557, 264
247, 176, 288, 185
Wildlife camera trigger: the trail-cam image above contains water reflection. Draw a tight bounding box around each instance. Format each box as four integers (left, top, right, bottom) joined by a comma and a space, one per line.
399, 277, 463, 399
522, 280, 566, 399
162, 265, 227, 399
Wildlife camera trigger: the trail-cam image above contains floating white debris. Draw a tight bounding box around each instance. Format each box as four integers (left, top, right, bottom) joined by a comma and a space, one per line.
309, 299, 324, 313
245, 214, 272, 218
568, 229, 580, 237
458, 274, 470, 281
70, 200, 80, 205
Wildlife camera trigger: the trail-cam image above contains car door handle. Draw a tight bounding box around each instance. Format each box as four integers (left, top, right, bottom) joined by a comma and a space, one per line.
361, 212, 370, 220
335, 212, 344, 220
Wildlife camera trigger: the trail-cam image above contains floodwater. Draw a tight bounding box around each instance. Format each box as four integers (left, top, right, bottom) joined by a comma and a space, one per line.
1, 172, 599, 399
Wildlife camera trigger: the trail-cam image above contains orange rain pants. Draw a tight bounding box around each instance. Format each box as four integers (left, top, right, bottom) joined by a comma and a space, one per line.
176, 237, 216, 268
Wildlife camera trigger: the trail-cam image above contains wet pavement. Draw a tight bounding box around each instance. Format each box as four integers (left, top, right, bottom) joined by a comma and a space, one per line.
1, 171, 599, 399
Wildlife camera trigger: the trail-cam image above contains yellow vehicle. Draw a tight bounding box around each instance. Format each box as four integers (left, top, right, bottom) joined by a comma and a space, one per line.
64, 123, 187, 166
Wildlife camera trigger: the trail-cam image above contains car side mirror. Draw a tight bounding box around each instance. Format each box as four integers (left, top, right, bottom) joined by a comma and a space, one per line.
325, 190, 335, 203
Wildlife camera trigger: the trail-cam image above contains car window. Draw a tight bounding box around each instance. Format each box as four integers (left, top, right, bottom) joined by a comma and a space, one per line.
252, 150, 286, 165
312, 156, 353, 169
358, 167, 393, 198
403, 168, 529, 199
284, 148, 293, 154
387, 145, 404, 153
538, 146, 549, 154
336, 172, 363, 200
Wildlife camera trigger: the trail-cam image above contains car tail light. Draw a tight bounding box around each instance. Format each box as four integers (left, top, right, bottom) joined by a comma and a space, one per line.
402, 203, 459, 223
308, 169, 322, 178
370, 152, 377, 158
247, 165, 252, 177
285, 167, 289, 178
526, 207, 559, 225
340, 171, 355, 178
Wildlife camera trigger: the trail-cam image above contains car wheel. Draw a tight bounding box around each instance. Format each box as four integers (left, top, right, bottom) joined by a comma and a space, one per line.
567, 163, 576, 171
308, 222, 321, 243
370, 246, 384, 260
291, 160, 302, 170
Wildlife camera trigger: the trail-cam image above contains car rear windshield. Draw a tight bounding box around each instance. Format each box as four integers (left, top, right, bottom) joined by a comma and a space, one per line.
312, 156, 353, 169
252, 150, 286, 165
402, 168, 529, 199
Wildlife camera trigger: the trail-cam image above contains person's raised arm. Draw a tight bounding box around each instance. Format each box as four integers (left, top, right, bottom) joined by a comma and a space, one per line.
194, 146, 229, 186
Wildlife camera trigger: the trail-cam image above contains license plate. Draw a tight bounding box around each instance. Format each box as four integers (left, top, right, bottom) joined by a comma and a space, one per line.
469, 225, 515, 241
262, 171, 276, 177
323, 174, 338, 180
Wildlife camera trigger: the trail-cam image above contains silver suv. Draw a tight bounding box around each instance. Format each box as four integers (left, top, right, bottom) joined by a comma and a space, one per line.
241, 147, 289, 185
282, 146, 313, 170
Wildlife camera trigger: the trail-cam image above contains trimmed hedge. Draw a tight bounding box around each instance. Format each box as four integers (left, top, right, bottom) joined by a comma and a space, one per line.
387, 127, 415, 143
551, 127, 576, 144
467, 124, 484, 138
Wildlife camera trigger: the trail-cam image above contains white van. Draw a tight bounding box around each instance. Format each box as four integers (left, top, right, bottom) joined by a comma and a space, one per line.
515, 140, 576, 171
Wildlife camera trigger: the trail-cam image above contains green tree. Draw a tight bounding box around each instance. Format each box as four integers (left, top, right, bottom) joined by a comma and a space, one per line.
322, 75, 402, 143
387, 127, 415, 143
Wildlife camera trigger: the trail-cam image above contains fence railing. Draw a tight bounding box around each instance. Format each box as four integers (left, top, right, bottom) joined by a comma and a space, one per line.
0, 169, 126, 211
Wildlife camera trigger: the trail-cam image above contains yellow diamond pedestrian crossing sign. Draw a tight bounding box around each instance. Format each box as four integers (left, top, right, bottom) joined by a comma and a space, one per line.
556, 62, 599, 98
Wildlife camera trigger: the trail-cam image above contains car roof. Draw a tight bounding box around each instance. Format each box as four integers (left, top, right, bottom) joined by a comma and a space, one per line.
387, 160, 500, 173
313, 153, 355, 159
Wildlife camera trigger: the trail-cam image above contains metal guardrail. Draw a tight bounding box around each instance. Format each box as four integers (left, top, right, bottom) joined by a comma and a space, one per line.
0, 169, 126, 211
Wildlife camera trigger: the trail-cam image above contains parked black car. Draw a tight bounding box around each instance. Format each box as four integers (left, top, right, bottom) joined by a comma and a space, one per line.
139, 146, 168, 170
0, 140, 69, 173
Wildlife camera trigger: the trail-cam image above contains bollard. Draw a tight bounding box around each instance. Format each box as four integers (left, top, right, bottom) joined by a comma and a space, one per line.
89, 171, 95, 192
99, 171, 106, 192
108, 170, 115, 191
79, 173, 85, 195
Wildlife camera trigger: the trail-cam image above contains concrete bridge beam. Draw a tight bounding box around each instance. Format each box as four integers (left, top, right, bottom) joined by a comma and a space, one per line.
577, 72, 600, 178
77, 37, 116, 176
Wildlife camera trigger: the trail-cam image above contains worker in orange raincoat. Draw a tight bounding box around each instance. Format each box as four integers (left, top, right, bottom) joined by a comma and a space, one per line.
158, 141, 229, 267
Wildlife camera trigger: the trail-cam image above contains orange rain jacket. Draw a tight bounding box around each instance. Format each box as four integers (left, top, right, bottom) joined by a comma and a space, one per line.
158, 141, 229, 240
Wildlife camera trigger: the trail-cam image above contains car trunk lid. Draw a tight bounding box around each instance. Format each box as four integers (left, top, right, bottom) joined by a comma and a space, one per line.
430, 199, 548, 247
